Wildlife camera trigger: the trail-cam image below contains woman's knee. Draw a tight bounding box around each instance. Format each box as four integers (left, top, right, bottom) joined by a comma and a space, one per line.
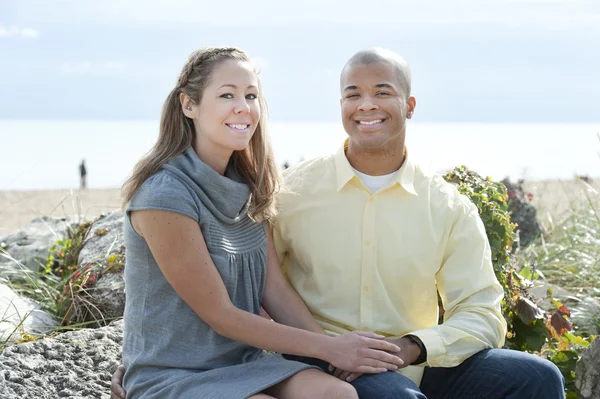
325, 380, 358, 399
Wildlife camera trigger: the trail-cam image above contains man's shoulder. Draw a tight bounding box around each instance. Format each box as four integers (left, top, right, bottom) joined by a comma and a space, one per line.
413, 164, 472, 211
281, 154, 336, 190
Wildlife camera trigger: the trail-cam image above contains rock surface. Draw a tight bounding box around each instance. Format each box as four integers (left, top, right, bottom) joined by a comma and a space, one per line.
576, 337, 600, 399
0, 319, 123, 399
0, 216, 75, 275
77, 211, 126, 321
0, 283, 57, 344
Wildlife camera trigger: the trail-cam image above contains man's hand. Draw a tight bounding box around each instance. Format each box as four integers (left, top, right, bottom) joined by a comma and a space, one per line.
328, 365, 363, 383
385, 336, 422, 366
329, 335, 422, 382
110, 364, 126, 399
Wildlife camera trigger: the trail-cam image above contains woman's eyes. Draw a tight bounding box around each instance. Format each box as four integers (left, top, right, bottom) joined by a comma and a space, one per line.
220, 93, 258, 100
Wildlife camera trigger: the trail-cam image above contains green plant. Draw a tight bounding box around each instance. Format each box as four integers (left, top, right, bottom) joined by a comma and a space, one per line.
444, 166, 516, 272
443, 166, 594, 398
44, 220, 93, 280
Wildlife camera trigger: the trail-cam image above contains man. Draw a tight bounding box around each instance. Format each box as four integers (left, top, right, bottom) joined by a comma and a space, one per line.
112, 48, 564, 398
79, 159, 87, 189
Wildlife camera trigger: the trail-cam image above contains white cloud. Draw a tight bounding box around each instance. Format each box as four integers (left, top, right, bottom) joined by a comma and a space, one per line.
0, 25, 40, 38
20, 28, 40, 38
12, 0, 600, 34
59, 61, 127, 75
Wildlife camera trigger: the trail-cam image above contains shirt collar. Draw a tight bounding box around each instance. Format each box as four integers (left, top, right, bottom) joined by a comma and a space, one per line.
334, 140, 418, 196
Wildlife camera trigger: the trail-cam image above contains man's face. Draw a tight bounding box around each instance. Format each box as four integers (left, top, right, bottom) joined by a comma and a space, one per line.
340, 61, 415, 151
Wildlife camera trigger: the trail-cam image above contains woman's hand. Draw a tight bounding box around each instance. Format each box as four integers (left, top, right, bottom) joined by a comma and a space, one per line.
324, 331, 404, 373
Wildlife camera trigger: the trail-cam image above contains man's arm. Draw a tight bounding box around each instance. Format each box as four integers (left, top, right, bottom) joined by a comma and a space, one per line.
402, 196, 507, 368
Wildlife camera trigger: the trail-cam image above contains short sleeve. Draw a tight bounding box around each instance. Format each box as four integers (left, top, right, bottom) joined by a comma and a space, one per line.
127, 171, 201, 222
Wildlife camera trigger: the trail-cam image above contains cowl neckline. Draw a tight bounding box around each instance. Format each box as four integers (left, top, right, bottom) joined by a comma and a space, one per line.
162, 147, 251, 224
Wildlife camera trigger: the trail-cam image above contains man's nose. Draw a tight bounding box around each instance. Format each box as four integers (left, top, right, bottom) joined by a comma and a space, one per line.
358, 96, 378, 111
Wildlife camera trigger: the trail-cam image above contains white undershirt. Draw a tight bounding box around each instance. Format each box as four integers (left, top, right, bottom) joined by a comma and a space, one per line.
352, 168, 397, 194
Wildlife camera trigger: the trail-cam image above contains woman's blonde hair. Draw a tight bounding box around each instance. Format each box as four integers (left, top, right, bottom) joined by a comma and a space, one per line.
121, 47, 280, 222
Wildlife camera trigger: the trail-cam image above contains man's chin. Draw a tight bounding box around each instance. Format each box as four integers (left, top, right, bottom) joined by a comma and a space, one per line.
348, 133, 389, 149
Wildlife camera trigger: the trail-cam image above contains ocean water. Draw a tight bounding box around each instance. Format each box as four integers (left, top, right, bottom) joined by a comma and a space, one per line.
1, 120, 598, 190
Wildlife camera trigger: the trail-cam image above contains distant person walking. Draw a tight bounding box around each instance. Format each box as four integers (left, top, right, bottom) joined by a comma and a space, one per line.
79, 159, 87, 189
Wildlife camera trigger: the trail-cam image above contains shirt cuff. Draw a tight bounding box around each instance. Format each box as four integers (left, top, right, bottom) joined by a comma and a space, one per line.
406, 329, 446, 365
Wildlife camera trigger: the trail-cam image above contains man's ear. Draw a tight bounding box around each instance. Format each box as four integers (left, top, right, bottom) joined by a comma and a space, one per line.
407, 96, 417, 119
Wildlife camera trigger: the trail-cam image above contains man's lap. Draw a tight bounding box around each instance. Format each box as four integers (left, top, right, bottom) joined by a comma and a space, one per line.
285, 348, 564, 399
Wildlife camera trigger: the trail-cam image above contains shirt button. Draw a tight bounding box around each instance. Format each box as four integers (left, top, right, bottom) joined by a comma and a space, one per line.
364, 240, 371, 246
364, 285, 370, 292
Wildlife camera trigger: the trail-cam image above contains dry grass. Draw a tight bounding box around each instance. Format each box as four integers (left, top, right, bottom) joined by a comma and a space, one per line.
0, 189, 122, 236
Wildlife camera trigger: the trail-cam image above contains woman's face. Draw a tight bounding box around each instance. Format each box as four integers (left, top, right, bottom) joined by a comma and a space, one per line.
187, 59, 261, 154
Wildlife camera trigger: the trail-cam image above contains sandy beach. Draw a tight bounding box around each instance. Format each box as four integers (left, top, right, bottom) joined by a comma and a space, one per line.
0, 188, 122, 236
0, 178, 598, 236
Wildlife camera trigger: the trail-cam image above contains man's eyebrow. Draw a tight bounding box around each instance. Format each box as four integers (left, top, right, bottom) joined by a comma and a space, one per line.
344, 83, 396, 92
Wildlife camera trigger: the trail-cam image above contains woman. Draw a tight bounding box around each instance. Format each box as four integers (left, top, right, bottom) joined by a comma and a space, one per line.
118, 47, 402, 399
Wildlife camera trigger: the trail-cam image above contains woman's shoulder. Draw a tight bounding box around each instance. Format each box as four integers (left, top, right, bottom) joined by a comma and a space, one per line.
128, 170, 201, 221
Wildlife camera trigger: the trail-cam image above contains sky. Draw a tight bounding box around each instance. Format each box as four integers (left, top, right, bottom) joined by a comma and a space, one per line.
1, 0, 599, 123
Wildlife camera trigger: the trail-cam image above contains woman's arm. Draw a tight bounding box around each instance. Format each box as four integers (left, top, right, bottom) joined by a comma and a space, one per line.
131, 209, 403, 373
261, 224, 325, 335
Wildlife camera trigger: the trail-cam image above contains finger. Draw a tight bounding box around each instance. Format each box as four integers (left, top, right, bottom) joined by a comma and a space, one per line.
339, 370, 352, 381
111, 365, 126, 398
333, 368, 344, 379
353, 331, 386, 339
368, 350, 405, 367
366, 338, 401, 353
110, 383, 126, 399
346, 372, 363, 382
328, 364, 334, 373
354, 366, 388, 374
367, 359, 404, 371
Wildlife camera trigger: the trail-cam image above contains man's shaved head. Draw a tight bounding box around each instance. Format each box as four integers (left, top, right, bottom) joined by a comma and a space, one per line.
341, 47, 412, 96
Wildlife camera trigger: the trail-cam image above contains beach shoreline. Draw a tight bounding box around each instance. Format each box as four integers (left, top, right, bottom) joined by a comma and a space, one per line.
1, 178, 598, 236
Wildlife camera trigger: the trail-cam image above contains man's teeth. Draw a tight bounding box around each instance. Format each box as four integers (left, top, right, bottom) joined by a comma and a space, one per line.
359, 120, 382, 125
229, 124, 249, 130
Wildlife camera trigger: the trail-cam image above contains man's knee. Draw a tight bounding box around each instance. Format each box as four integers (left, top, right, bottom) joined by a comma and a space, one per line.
383, 384, 424, 399
327, 381, 358, 399
353, 372, 424, 399
497, 350, 565, 396
528, 356, 564, 390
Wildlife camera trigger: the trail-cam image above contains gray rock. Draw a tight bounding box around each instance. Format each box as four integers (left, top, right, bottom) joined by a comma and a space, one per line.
77, 211, 126, 322
0, 319, 123, 399
576, 337, 600, 399
0, 283, 57, 344
78, 210, 124, 270
0, 216, 75, 275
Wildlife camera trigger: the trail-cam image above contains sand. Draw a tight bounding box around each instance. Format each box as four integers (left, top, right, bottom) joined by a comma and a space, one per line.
0, 188, 122, 236
0, 178, 598, 236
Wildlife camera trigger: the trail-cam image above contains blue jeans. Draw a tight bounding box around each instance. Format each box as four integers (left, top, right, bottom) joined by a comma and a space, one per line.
286, 349, 565, 399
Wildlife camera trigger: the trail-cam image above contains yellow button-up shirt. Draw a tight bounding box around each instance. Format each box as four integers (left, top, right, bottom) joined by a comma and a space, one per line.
273, 144, 507, 386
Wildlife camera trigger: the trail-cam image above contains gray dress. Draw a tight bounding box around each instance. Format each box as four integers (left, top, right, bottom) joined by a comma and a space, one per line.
121, 147, 315, 399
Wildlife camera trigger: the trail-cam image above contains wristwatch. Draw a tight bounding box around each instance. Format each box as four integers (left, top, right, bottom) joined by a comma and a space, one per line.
406, 335, 428, 365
